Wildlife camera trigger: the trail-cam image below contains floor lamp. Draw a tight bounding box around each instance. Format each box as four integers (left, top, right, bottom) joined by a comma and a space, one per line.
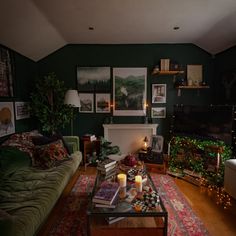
64, 90, 81, 135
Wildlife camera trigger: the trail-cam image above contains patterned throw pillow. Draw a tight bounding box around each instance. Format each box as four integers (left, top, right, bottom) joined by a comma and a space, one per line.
34, 139, 69, 169
2, 132, 36, 158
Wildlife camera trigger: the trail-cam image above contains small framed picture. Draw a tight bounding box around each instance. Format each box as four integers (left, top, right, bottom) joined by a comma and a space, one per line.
151, 107, 166, 118
79, 93, 94, 113
15, 102, 30, 120
187, 65, 202, 86
152, 84, 166, 103
151, 135, 164, 153
96, 93, 110, 113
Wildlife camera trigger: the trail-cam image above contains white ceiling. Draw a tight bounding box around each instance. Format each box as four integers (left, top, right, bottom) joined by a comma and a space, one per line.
1, 0, 236, 61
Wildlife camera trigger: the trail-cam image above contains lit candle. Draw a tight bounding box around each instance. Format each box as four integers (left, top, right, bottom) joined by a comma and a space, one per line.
117, 173, 127, 187
135, 175, 142, 192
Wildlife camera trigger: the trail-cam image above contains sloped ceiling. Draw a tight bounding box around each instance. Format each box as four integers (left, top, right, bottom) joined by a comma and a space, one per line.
1, 0, 236, 61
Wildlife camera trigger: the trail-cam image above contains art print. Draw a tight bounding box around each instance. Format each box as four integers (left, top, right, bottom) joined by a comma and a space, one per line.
77, 67, 111, 91
15, 101, 30, 120
96, 93, 110, 113
113, 67, 147, 116
152, 84, 166, 103
151, 107, 166, 118
79, 93, 94, 113
0, 102, 15, 137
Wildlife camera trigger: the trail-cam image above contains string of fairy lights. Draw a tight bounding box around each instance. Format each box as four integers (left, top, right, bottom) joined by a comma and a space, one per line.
168, 136, 232, 208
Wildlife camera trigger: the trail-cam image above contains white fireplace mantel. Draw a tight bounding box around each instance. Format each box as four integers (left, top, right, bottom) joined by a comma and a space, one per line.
103, 124, 158, 154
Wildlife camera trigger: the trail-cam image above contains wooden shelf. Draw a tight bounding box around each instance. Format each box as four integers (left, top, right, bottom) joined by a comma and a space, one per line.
176, 85, 210, 89
152, 70, 184, 76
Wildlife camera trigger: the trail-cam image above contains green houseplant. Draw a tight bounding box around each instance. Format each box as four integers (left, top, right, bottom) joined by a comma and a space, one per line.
30, 72, 73, 135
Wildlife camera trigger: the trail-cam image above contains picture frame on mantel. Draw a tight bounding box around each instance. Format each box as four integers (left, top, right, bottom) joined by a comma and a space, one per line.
113, 67, 147, 116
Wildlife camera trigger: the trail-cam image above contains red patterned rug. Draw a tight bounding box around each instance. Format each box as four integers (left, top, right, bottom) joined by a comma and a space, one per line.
47, 174, 209, 236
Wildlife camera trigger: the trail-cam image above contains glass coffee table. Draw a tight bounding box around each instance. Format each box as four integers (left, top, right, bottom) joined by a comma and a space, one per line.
87, 167, 168, 236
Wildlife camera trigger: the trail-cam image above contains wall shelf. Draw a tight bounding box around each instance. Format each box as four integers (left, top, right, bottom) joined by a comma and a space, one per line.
152, 70, 184, 76
176, 85, 210, 89
176, 85, 210, 96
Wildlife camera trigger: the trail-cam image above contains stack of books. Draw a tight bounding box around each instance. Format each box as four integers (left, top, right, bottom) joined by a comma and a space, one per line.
92, 181, 120, 208
105, 201, 132, 224
97, 159, 117, 180
82, 134, 97, 141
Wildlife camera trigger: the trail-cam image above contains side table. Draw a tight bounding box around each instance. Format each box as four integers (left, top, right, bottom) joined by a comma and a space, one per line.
138, 149, 166, 174
81, 137, 100, 170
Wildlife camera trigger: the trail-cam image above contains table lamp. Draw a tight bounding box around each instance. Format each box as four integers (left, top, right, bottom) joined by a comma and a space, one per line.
143, 136, 148, 150
64, 89, 81, 135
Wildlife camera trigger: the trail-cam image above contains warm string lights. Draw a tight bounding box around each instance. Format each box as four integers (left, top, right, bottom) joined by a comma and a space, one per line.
200, 177, 232, 209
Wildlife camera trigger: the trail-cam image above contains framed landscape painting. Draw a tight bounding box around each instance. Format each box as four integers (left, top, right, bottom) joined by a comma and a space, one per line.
77, 67, 111, 91
113, 67, 147, 116
0, 102, 15, 137
79, 93, 94, 113
96, 93, 110, 113
151, 107, 166, 118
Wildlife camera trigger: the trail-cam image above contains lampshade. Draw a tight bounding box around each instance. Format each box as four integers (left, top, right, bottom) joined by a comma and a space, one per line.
64, 90, 81, 107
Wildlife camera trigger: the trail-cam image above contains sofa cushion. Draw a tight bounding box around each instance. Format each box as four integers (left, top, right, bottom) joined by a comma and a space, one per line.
33, 139, 69, 169
0, 147, 31, 174
32, 133, 71, 154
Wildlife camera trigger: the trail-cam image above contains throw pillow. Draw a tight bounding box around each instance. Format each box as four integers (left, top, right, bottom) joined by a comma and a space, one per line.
2, 133, 35, 158
34, 139, 69, 169
32, 133, 71, 155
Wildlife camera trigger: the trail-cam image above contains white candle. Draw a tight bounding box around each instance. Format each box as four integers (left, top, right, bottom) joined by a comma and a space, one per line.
135, 175, 142, 192
117, 173, 127, 187
167, 142, 171, 156
216, 152, 220, 170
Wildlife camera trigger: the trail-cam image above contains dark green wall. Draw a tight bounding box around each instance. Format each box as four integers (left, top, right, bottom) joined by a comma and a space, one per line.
214, 46, 236, 104
0, 46, 37, 143
37, 44, 214, 142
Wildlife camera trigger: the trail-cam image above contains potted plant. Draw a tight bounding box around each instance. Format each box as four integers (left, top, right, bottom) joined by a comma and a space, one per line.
30, 72, 73, 135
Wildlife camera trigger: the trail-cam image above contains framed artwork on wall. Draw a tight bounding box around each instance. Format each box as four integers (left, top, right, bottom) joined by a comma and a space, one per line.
152, 84, 166, 103
77, 67, 111, 91
113, 67, 147, 116
151, 107, 166, 118
187, 65, 202, 86
79, 93, 94, 113
0, 102, 15, 137
15, 101, 30, 120
95, 93, 110, 113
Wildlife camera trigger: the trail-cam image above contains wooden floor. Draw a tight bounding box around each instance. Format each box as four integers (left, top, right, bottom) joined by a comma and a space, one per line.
38, 166, 236, 236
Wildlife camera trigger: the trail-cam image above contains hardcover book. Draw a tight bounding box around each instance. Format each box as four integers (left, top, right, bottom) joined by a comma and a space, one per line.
98, 159, 116, 169
92, 181, 120, 205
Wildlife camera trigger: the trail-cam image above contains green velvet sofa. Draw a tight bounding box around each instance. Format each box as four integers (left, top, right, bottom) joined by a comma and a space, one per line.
0, 134, 82, 236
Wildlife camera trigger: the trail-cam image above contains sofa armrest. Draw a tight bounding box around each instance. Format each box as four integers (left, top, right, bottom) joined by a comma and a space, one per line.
63, 136, 80, 153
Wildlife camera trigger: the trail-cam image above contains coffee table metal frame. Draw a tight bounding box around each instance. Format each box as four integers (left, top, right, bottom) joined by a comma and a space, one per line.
87, 170, 168, 236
